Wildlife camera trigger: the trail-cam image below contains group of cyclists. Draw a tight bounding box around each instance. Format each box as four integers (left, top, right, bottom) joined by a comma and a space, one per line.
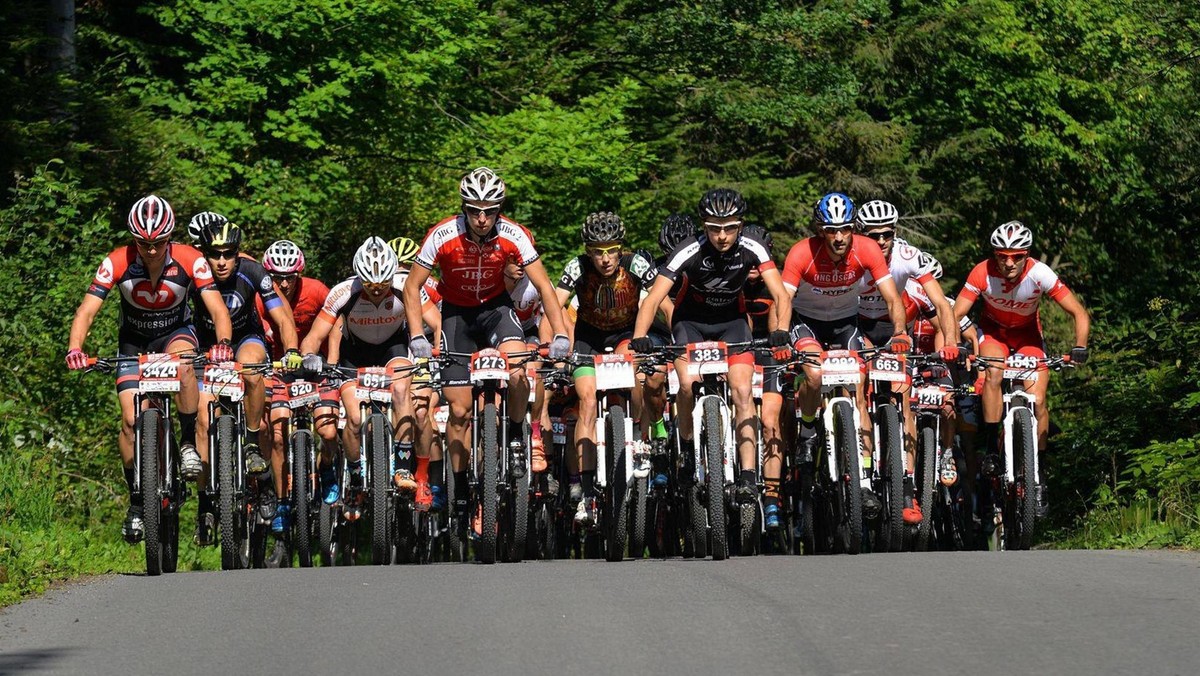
66, 165, 1091, 562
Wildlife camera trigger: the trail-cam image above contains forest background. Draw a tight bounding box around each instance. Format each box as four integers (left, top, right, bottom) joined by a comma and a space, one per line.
1, 0, 1198, 603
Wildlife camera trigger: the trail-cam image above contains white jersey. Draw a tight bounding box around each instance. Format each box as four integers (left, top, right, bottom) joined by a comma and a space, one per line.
859, 239, 936, 319
318, 275, 430, 345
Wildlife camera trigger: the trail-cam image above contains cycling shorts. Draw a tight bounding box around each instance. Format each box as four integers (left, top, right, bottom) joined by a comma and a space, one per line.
788, 313, 865, 353
116, 326, 199, 394
671, 318, 754, 367
336, 332, 412, 393
753, 349, 783, 396
979, 320, 1048, 373
858, 316, 895, 349
572, 323, 667, 377
441, 295, 525, 387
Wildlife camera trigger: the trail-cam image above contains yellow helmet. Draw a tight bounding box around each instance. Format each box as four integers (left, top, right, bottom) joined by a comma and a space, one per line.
387, 236, 420, 265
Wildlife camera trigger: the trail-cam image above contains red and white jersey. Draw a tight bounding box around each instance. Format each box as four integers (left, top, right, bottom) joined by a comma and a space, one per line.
905, 277, 974, 333
318, 275, 431, 345
259, 276, 330, 359
416, 214, 539, 307
958, 257, 1071, 331
87, 243, 216, 337
782, 236, 891, 321
859, 239, 935, 319
423, 276, 442, 307
510, 275, 543, 330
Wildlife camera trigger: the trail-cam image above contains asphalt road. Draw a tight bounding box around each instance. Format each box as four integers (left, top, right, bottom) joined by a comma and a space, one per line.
2, 550, 1198, 676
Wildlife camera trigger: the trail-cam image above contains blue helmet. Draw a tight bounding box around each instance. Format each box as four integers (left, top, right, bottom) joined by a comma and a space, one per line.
813, 193, 855, 227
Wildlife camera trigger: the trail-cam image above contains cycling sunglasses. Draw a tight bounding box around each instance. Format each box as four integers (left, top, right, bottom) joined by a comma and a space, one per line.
204, 248, 239, 261
463, 205, 502, 218
134, 237, 170, 249
586, 244, 623, 257
703, 220, 743, 234
864, 230, 895, 242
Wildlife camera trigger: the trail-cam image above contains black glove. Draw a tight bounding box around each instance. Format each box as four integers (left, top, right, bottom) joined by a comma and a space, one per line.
769, 329, 791, 348
1070, 345, 1089, 365
630, 336, 654, 354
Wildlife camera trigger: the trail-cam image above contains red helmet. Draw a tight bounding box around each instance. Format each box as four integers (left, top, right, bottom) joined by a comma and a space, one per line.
127, 195, 176, 240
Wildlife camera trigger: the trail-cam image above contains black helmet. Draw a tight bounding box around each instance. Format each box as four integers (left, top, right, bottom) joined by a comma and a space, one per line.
581, 211, 626, 244
698, 188, 747, 220
741, 224, 773, 253
659, 213, 697, 253
198, 219, 243, 250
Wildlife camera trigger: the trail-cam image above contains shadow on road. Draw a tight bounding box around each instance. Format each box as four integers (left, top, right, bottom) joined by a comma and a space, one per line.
0, 647, 74, 675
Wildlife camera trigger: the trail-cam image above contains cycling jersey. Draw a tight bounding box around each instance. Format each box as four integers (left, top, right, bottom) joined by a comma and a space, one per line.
781, 235, 891, 322
648, 254, 681, 338
510, 275, 543, 332
557, 252, 656, 332
658, 233, 775, 322
859, 239, 935, 320
259, 276, 330, 359
88, 243, 216, 339
958, 257, 1071, 333
192, 258, 281, 347
319, 275, 431, 346
416, 214, 539, 307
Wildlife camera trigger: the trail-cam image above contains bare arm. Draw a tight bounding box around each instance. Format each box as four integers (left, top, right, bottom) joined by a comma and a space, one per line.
1056, 290, 1091, 348
921, 278, 961, 346
301, 314, 335, 355
266, 303, 300, 352
761, 268, 791, 334
524, 259, 568, 338
68, 294, 105, 352
634, 275, 675, 339
877, 278, 907, 336
403, 265, 433, 339
200, 289, 233, 343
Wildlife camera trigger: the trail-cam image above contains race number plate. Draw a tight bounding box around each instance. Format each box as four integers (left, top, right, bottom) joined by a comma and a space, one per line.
434, 404, 449, 435
913, 384, 950, 410
869, 353, 908, 383
355, 366, 392, 403
821, 350, 862, 386
201, 362, 244, 401
686, 341, 729, 376
668, 365, 679, 395
287, 380, 320, 409
1003, 354, 1040, 382
470, 348, 509, 382
550, 416, 568, 446
594, 353, 635, 391
138, 353, 182, 393
752, 365, 764, 399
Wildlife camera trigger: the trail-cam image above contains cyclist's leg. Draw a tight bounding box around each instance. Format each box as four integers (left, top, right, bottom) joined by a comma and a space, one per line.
386, 352, 417, 491
977, 331, 1009, 456
236, 338, 270, 475
339, 383, 364, 464
267, 381, 291, 500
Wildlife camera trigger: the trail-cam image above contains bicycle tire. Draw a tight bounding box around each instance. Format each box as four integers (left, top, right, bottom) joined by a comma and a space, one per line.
1012, 407, 1037, 550
215, 415, 240, 570
738, 503, 758, 556
505, 422, 530, 563
916, 425, 937, 551
605, 405, 629, 562
832, 400, 862, 555
291, 430, 313, 567
444, 470, 464, 563
162, 421, 180, 574
478, 403, 499, 564
367, 413, 392, 565
879, 403, 905, 553
629, 476, 648, 560
138, 408, 163, 576
703, 398, 728, 561
318, 501, 335, 566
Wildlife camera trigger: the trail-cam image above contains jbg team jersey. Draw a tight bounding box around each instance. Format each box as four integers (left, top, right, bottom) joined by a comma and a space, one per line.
87, 243, 216, 338
657, 233, 775, 322
782, 235, 891, 321
557, 252, 656, 331
259, 276, 330, 359
858, 239, 935, 320
958, 258, 1070, 332
416, 215, 539, 307
192, 258, 281, 345
319, 274, 432, 345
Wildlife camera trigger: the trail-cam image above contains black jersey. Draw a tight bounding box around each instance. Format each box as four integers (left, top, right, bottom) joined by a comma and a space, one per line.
192, 258, 282, 346
657, 233, 776, 322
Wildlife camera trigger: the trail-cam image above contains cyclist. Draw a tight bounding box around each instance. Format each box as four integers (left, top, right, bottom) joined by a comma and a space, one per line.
257, 240, 343, 514
403, 167, 571, 526
190, 221, 302, 539
632, 189, 792, 506
302, 237, 431, 498
66, 195, 233, 542
554, 212, 658, 524
740, 224, 789, 530
953, 220, 1091, 516
781, 193, 910, 518
854, 199, 960, 523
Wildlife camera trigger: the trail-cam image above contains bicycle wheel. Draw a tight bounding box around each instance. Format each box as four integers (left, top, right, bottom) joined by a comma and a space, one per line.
505, 423, 530, 563
138, 408, 163, 576
291, 430, 313, 567
738, 503, 758, 556
444, 470, 464, 562
318, 501, 336, 566
878, 403, 904, 553
916, 425, 937, 551
605, 406, 629, 562
687, 481, 708, 559
832, 400, 862, 555
703, 398, 728, 561
367, 413, 392, 565
162, 423, 180, 574
1012, 407, 1037, 550
478, 403, 499, 563
629, 475, 648, 560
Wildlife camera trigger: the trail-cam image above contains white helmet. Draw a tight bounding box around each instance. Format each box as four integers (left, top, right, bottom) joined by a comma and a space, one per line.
856, 200, 899, 230
990, 220, 1033, 250
263, 240, 306, 274
459, 167, 506, 203
188, 211, 228, 242
353, 236, 398, 284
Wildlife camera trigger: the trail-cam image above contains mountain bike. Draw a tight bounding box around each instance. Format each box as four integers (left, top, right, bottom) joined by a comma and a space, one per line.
528, 366, 576, 560
862, 347, 908, 553
973, 353, 1073, 551
907, 354, 973, 551
86, 353, 198, 575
